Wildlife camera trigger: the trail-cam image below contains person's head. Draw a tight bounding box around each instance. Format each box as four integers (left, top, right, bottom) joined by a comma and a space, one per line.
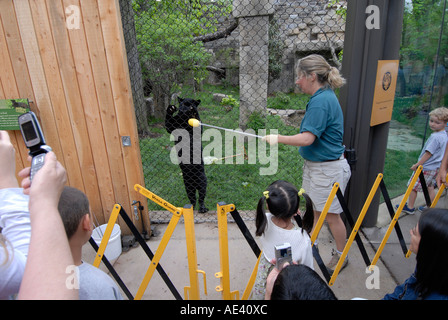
255, 180, 314, 236
270, 264, 337, 300
295, 54, 345, 93
428, 107, 448, 132
58, 186, 92, 243
412, 208, 448, 297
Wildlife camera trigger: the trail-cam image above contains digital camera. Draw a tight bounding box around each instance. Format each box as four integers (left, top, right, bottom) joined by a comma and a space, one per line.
274, 243, 292, 270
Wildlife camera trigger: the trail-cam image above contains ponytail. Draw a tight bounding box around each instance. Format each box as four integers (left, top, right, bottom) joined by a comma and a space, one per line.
255, 197, 268, 236
256, 180, 315, 236
327, 66, 346, 90
299, 192, 314, 235
297, 54, 345, 90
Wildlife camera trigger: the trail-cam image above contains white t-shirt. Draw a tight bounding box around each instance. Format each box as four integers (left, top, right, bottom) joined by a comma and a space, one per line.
0, 188, 31, 299
420, 130, 448, 170
77, 262, 123, 300
258, 212, 313, 269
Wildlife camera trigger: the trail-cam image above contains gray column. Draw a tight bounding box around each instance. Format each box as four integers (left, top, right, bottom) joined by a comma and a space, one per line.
233, 0, 275, 128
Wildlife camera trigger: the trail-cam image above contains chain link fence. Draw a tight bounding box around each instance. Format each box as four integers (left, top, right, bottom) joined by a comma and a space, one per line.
119, 0, 346, 223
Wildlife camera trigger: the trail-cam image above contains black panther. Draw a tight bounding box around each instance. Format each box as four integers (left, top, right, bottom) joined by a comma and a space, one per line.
165, 97, 209, 213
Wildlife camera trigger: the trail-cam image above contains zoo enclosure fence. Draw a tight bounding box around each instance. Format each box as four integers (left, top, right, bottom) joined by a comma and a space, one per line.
119, 0, 347, 224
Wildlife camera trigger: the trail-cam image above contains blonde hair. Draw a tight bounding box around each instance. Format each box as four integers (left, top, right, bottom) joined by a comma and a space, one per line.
429, 107, 448, 123
297, 54, 346, 90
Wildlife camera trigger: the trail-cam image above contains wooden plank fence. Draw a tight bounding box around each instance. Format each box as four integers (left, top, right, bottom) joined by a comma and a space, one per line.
0, 0, 149, 235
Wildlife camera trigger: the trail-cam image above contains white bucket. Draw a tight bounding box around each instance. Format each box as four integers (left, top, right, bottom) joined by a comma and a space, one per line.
92, 224, 122, 261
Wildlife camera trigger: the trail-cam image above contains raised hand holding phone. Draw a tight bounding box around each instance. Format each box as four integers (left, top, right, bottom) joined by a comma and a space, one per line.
18, 111, 52, 182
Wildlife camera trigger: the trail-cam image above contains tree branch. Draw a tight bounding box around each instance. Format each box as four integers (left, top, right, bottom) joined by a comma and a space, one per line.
192, 19, 238, 43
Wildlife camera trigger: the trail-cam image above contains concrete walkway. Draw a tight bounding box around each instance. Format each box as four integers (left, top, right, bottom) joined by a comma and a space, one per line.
80, 119, 438, 300
82, 190, 442, 300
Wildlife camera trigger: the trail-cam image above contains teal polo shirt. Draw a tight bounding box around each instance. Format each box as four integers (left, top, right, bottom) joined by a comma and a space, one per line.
299, 87, 345, 162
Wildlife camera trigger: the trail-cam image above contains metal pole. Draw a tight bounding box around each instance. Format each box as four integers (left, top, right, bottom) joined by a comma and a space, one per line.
340, 0, 405, 227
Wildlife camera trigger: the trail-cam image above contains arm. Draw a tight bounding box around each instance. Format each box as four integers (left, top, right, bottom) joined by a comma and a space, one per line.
410, 151, 432, 171
0, 131, 30, 298
436, 144, 448, 187
265, 265, 281, 300
0, 131, 19, 189
18, 152, 77, 300
263, 131, 316, 147
383, 273, 418, 300
164, 105, 177, 134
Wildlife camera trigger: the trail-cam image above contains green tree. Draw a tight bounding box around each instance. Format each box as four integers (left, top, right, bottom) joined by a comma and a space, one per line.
401, 0, 448, 65
133, 0, 233, 119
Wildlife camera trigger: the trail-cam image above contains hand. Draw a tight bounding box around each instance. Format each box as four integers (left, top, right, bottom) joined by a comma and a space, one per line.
19, 152, 66, 210
410, 163, 418, 171
437, 169, 448, 188
0, 130, 18, 188
264, 258, 291, 299
265, 266, 281, 300
262, 134, 278, 146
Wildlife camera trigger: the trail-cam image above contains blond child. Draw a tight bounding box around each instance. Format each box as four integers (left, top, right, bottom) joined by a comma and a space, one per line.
401, 107, 448, 214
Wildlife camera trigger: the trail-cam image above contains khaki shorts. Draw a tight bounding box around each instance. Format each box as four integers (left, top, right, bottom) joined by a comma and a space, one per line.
302, 158, 351, 214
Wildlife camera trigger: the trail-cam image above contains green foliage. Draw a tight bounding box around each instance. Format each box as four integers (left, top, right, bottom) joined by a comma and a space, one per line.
133, 0, 233, 115
267, 92, 308, 110
268, 18, 286, 80
139, 84, 302, 211
275, 92, 290, 104
134, 1, 211, 86
401, 0, 448, 65
220, 95, 239, 108
328, 0, 347, 20
382, 149, 421, 200
247, 112, 266, 131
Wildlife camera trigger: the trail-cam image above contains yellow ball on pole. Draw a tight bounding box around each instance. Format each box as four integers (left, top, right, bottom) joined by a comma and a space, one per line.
188, 118, 201, 127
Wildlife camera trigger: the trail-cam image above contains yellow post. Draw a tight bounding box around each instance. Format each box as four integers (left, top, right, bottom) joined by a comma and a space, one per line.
93, 204, 121, 268
134, 209, 182, 300
405, 173, 448, 258
134, 184, 179, 214
134, 184, 205, 300
215, 203, 239, 300
430, 173, 448, 208
310, 183, 340, 245
329, 174, 383, 286
183, 205, 206, 300
370, 166, 423, 268
241, 252, 262, 300
133, 184, 185, 300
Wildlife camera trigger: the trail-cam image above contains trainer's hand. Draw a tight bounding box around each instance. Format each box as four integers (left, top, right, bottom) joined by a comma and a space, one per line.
262, 135, 278, 146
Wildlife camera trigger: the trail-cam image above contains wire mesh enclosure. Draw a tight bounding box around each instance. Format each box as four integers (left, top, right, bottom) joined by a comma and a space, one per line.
119, 0, 346, 223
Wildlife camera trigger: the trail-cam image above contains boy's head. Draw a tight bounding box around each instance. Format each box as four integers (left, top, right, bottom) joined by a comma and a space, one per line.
429, 107, 448, 125
58, 186, 92, 240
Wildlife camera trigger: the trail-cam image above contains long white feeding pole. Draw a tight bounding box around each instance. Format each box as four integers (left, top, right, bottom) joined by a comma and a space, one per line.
188, 118, 263, 139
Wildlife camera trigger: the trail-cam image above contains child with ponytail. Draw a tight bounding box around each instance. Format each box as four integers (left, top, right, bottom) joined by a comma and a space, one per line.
250, 180, 315, 300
